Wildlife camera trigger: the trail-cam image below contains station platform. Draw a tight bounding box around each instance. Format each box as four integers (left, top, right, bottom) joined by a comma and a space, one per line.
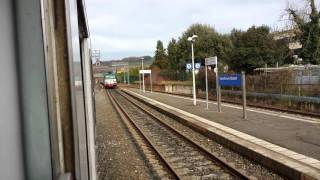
124, 88, 320, 160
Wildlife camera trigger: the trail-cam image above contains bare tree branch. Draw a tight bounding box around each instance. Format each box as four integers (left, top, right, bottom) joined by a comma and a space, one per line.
286, 8, 305, 29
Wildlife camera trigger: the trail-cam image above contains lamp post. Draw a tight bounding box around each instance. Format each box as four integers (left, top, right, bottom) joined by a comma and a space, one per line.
188, 35, 198, 106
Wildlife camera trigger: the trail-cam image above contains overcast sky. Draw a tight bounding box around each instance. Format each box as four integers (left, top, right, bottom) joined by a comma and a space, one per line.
87, 0, 301, 61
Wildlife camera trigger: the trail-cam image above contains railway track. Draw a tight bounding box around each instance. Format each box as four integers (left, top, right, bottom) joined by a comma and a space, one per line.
107, 89, 283, 180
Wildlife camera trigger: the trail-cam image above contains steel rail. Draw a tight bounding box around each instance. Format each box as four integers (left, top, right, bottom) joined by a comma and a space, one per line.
107, 90, 182, 180
122, 89, 320, 180
115, 89, 252, 179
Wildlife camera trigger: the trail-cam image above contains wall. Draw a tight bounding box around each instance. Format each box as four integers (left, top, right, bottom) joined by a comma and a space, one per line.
164, 84, 193, 95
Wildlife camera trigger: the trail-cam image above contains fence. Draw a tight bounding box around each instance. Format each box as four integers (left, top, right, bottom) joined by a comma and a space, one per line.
116, 68, 320, 97
120, 68, 320, 115
151, 69, 320, 98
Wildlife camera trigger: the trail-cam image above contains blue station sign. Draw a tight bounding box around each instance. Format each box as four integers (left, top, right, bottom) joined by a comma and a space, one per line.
186, 63, 192, 70
195, 63, 201, 69
219, 74, 241, 87
186, 63, 201, 70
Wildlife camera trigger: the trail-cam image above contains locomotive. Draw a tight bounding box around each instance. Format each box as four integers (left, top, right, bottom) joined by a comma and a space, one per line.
104, 72, 118, 88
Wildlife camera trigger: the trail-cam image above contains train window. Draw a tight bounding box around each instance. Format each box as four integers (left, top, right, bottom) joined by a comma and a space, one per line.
65, 0, 90, 179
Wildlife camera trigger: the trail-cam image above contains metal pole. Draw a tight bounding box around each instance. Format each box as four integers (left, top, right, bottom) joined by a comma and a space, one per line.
205, 65, 208, 109
123, 68, 125, 84
191, 43, 196, 106
139, 73, 141, 93
299, 71, 302, 96
150, 73, 153, 93
115, 67, 117, 80
127, 63, 130, 85
219, 86, 222, 109
140, 58, 143, 92
216, 59, 221, 112
242, 71, 247, 119
264, 64, 267, 89
143, 73, 145, 93
142, 58, 145, 93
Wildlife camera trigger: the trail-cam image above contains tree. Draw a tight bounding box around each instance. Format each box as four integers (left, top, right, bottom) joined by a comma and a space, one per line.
167, 38, 179, 70
153, 40, 168, 69
177, 24, 232, 69
287, 0, 320, 64
230, 26, 291, 73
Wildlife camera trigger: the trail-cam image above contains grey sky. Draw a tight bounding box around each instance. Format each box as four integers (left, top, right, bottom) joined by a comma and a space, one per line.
87, 0, 299, 60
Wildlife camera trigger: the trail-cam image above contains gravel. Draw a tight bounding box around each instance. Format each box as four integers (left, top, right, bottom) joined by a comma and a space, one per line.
95, 88, 154, 180
112, 90, 235, 179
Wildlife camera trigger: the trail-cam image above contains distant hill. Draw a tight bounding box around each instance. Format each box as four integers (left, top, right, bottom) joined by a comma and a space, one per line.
93, 56, 154, 74
100, 56, 154, 68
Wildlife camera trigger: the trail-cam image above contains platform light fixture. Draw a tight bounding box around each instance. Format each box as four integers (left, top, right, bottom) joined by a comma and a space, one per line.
188, 34, 198, 106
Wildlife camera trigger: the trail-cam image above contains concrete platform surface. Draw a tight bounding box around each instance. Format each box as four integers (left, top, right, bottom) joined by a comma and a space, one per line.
126, 88, 320, 160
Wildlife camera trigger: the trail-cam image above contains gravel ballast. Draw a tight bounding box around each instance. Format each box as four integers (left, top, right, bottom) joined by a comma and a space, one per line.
95, 88, 154, 179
